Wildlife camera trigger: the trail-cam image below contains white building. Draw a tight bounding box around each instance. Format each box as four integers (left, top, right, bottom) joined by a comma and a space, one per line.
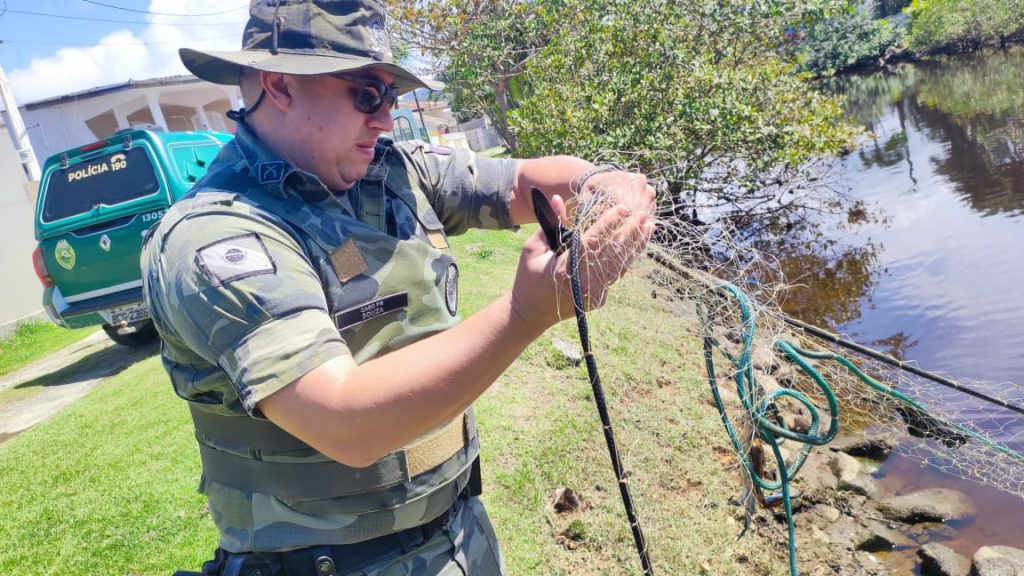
22, 75, 240, 163
0, 120, 42, 338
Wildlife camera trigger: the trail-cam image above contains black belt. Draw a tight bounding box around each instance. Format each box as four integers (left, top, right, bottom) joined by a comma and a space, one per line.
280, 508, 452, 576
174, 509, 453, 576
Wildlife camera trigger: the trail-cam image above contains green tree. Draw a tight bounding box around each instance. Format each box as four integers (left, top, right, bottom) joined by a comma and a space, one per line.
796, 4, 905, 77
389, 1, 562, 150
510, 0, 858, 216
393, 1, 858, 217
906, 0, 1024, 54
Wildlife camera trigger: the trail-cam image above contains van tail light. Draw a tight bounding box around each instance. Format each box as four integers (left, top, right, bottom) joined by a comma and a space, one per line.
79, 140, 109, 152
32, 246, 55, 288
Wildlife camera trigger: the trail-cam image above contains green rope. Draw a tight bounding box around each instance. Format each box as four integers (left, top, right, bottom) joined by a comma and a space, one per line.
698, 279, 1024, 576
774, 340, 1024, 465
699, 281, 837, 576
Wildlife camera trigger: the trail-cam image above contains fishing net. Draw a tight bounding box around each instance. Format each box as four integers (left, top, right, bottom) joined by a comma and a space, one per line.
548, 168, 1024, 572
637, 207, 1024, 499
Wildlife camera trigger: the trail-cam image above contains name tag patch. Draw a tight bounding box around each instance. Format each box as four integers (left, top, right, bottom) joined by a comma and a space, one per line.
335, 292, 409, 331
196, 233, 276, 287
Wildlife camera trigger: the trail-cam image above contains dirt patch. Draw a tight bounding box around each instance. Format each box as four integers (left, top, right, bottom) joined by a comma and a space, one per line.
0, 331, 156, 445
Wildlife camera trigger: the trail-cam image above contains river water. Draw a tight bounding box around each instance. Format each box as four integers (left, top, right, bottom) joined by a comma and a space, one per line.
776, 49, 1024, 568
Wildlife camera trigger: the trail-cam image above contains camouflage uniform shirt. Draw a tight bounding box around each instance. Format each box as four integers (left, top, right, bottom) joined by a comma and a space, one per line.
141, 121, 517, 554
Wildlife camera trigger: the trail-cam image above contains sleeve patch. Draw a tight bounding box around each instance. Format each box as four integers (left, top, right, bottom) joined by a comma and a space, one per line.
196, 232, 276, 287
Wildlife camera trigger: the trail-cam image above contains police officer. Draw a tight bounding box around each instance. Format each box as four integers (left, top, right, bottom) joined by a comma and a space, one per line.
143, 1, 654, 574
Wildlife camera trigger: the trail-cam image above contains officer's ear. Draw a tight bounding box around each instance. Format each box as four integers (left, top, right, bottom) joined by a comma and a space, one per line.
259, 71, 293, 111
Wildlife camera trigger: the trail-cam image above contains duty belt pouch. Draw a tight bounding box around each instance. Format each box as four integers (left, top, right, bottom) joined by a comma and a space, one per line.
469, 455, 483, 497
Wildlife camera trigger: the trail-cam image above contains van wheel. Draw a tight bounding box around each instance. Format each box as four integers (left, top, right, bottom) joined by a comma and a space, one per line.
102, 321, 159, 348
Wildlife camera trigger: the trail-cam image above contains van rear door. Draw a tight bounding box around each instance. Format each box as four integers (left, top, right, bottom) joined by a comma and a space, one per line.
36, 144, 170, 304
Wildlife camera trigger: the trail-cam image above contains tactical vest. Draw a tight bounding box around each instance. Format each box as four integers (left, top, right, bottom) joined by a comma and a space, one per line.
171, 146, 479, 536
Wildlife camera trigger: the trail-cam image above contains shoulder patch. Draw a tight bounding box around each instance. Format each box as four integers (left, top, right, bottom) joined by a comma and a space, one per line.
196, 233, 276, 287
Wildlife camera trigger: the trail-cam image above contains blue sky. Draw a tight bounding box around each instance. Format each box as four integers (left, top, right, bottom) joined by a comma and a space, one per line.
0, 1, 249, 103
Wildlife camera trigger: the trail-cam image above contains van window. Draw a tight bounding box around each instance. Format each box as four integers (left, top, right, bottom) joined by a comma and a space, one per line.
42, 147, 160, 221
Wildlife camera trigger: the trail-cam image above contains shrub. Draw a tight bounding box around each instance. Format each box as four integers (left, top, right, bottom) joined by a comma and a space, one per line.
906, 0, 1024, 54
797, 6, 906, 76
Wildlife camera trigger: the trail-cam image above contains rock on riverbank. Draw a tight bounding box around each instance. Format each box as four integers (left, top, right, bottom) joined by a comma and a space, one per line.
747, 434, 1024, 575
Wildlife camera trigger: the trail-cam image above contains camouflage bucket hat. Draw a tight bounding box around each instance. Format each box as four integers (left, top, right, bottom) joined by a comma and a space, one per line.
179, 0, 441, 93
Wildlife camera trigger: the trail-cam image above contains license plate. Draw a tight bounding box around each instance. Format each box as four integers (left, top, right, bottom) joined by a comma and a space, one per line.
109, 303, 150, 325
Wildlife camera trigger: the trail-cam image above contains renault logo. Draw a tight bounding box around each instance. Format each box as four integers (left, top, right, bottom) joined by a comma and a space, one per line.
100, 234, 111, 252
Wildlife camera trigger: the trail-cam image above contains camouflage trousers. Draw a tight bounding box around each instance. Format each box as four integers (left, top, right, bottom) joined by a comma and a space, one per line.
362, 497, 505, 575
184, 497, 506, 576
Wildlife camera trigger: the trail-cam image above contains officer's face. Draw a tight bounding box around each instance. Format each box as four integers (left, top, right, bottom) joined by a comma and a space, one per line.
285, 69, 396, 191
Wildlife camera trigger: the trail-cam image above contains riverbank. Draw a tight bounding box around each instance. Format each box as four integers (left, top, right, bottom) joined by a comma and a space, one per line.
828, 38, 1024, 79
799, 4, 1024, 79
740, 36, 1024, 571
754, 421, 1024, 575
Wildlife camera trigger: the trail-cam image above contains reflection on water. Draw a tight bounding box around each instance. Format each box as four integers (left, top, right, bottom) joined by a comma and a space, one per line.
830, 49, 1024, 218
818, 49, 1024, 384
778, 48, 1024, 563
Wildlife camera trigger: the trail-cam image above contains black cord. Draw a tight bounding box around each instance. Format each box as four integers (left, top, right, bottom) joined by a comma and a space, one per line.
567, 208, 654, 576
226, 89, 267, 123
531, 187, 653, 573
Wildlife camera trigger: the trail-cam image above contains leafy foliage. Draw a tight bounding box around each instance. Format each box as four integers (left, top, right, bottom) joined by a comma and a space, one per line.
796, 5, 906, 76
508, 0, 858, 215
392, 0, 859, 216
388, 1, 561, 149
906, 0, 1024, 54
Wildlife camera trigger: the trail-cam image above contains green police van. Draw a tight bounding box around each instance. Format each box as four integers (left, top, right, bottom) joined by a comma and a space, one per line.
32, 129, 232, 346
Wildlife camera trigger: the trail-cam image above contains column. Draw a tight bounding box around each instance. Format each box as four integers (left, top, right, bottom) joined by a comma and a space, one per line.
193, 105, 211, 131
146, 91, 169, 132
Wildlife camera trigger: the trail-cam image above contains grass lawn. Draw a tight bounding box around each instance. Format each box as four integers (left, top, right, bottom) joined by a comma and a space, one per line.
0, 320, 98, 377
0, 228, 785, 575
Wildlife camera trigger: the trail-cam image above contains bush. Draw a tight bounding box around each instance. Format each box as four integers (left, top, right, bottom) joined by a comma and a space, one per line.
508, 0, 857, 214
906, 0, 1024, 54
797, 6, 906, 76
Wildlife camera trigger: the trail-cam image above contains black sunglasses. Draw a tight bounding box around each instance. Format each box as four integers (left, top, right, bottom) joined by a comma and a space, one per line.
332, 73, 399, 114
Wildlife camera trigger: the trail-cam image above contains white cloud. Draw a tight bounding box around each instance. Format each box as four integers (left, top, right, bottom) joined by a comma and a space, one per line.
8, 1, 248, 104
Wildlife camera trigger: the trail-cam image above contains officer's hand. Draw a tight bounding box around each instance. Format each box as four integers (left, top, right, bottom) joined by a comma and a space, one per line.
567, 170, 656, 310
510, 181, 655, 331
578, 169, 656, 219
